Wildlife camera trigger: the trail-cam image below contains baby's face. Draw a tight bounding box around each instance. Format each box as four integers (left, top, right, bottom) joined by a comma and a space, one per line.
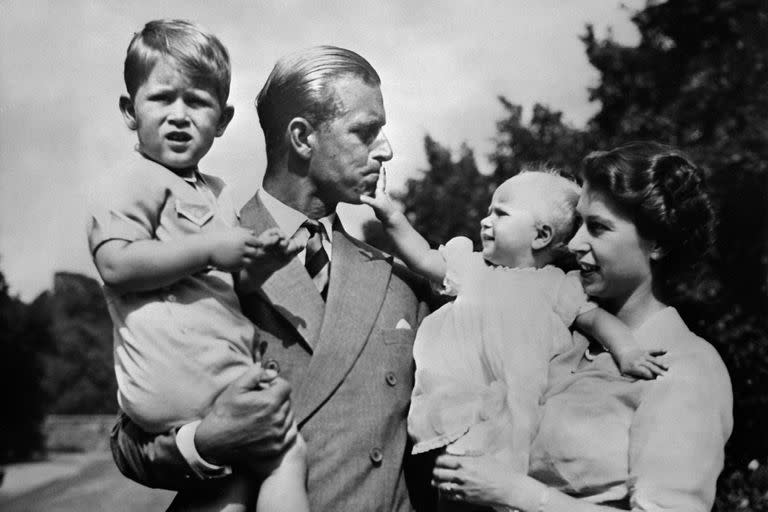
479, 176, 541, 267
127, 57, 226, 173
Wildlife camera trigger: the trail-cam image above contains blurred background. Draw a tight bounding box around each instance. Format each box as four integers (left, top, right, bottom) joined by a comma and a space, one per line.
1, 0, 766, 510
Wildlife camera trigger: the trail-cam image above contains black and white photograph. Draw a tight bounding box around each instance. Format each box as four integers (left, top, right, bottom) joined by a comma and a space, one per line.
1, 1, 766, 511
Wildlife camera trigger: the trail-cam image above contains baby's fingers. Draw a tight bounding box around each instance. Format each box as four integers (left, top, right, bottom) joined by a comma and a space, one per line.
377, 167, 387, 196
643, 359, 668, 377
627, 364, 655, 380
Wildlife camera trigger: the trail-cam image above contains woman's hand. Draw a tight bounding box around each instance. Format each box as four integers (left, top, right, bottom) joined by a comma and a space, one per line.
432, 451, 545, 511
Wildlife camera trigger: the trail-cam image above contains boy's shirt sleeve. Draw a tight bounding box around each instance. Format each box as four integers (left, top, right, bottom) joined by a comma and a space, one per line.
86, 166, 165, 256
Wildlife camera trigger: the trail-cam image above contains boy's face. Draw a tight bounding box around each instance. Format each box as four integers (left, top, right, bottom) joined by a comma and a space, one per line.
120, 57, 233, 172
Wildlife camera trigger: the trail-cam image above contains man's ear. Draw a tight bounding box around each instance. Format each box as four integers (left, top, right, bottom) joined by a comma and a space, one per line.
119, 95, 137, 130
531, 224, 554, 250
215, 105, 235, 137
287, 117, 314, 160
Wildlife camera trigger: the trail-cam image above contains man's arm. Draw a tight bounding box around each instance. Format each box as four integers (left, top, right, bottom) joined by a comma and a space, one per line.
110, 364, 296, 489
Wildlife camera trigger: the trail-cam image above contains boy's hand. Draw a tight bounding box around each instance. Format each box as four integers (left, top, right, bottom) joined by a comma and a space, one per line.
207, 227, 263, 272
359, 167, 400, 225
242, 227, 304, 284
616, 348, 668, 380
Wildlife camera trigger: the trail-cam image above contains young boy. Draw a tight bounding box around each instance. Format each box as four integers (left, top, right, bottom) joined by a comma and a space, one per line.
86, 20, 307, 512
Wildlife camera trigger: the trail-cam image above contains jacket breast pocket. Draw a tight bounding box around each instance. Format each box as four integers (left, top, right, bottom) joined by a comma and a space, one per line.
380, 327, 416, 346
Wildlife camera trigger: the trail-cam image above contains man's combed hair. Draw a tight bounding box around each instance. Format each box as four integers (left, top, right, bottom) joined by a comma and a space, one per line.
256, 45, 381, 162
123, 19, 231, 108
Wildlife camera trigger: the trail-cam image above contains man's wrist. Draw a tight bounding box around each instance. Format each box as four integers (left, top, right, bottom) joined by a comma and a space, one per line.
176, 420, 232, 479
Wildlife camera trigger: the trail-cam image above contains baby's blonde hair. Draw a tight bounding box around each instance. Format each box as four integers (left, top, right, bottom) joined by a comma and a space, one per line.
513, 165, 581, 264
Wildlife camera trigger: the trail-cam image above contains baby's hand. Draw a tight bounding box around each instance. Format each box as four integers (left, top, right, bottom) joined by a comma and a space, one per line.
616, 348, 668, 380
359, 167, 399, 224
207, 227, 262, 272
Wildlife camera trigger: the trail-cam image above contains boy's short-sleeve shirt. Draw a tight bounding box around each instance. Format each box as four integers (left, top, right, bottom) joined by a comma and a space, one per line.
86, 153, 255, 432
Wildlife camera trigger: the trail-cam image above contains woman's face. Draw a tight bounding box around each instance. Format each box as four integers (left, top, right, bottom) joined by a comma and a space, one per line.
568, 182, 657, 306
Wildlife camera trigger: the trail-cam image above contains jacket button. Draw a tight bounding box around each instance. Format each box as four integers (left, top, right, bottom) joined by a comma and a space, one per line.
167, 294, 177, 302
385, 372, 397, 386
369, 447, 383, 465
264, 359, 280, 373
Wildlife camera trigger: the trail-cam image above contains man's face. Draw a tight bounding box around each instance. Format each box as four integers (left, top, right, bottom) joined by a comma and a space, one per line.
308, 76, 393, 205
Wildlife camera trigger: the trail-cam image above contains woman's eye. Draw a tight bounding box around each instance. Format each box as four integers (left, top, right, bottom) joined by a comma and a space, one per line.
587, 221, 606, 235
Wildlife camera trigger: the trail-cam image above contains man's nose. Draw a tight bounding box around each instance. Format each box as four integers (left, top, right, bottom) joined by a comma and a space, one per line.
372, 131, 393, 162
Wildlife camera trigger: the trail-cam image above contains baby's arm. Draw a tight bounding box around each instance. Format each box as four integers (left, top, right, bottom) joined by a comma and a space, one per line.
360, 169, 447, 284
94, 227, 290, 293
574, 307, 668, 379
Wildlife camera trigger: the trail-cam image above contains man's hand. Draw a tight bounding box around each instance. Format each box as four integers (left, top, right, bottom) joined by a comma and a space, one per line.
194, 363, 296, 468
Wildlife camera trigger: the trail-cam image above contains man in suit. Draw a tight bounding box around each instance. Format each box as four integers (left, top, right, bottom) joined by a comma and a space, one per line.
110, 45, 434, 511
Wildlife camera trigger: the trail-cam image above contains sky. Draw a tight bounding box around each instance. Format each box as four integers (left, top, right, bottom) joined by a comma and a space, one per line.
0, 0, 644, 301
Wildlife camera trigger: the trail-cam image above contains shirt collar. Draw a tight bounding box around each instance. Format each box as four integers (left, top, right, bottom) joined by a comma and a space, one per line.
257, 188, 337, 239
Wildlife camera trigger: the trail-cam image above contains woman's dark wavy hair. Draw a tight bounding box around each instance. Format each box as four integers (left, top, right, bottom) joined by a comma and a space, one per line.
580, 141, 715, 295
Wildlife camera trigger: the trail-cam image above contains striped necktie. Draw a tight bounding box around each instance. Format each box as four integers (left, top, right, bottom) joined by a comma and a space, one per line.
303, 219, 330, 300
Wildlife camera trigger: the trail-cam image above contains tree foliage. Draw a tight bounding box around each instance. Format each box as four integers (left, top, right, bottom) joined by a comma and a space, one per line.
0, 269, 51, 462
42, 272, 117, 414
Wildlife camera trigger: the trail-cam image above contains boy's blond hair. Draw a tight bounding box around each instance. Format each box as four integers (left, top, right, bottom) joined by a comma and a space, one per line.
123, 19, 231, 108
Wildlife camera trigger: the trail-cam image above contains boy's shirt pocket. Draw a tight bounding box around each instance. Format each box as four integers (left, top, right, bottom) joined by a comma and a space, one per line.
175, 199, 214, 227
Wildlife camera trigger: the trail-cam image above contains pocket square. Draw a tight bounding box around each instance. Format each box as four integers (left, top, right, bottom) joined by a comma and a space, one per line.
395, 318, 412, 330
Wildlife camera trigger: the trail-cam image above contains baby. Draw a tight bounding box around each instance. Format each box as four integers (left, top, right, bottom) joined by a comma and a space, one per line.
362, 166, 667, 471
86, 20, 307, 512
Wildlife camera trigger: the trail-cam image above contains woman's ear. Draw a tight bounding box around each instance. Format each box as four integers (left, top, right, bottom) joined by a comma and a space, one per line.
531, 224, 554, 250
119, 95, 137, 130
288, 117, 314, 160
215, 105, 235, 137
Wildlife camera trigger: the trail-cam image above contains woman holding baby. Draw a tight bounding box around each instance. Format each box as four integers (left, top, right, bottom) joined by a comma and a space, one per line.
431, 141, 733, 511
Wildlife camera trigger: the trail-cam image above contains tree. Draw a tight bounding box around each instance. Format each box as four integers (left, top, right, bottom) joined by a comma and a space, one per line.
42, 272, 117, 414
0, 268, 51, 462
397, 136, 493, 249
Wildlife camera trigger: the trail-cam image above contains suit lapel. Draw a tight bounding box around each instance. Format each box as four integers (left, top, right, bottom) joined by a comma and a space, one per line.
294, 224, 393, 424
238, 195, 325, 350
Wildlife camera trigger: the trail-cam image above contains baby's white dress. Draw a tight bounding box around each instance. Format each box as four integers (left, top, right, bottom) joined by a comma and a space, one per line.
407, 237, 594, 471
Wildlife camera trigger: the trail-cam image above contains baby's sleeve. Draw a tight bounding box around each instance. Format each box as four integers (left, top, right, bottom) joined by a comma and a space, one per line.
553, 270, 597, 327
86, 169, 164, 256
437, 236, 477, 296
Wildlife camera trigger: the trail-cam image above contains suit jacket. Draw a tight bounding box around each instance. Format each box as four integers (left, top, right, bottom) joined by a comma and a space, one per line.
110, 194, 434, 512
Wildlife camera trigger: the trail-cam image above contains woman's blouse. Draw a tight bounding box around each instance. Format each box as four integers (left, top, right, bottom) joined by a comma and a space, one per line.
529, 307, 733, 511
